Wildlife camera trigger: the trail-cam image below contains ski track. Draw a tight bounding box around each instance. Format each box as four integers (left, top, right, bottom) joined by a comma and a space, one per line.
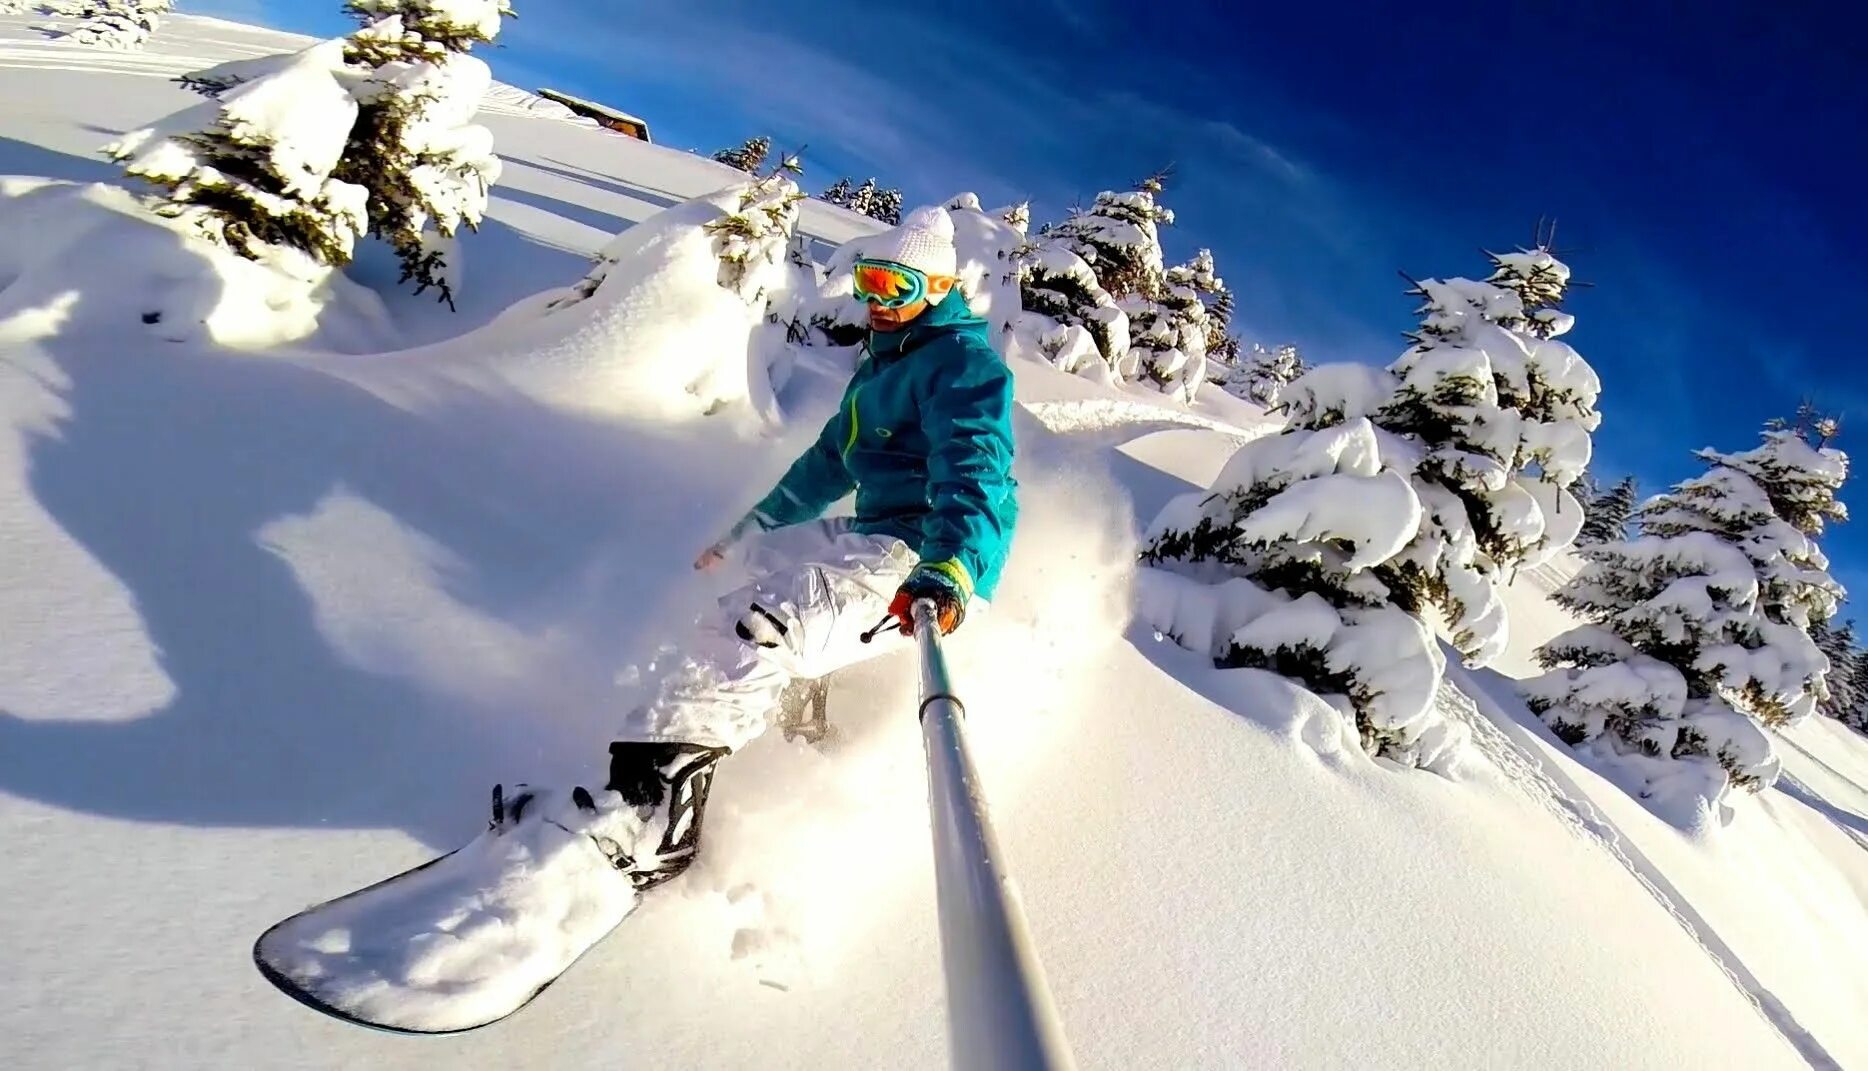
1438, 671, 1843, 1071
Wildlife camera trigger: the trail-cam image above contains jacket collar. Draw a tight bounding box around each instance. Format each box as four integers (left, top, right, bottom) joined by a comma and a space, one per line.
867, 291, 987, 363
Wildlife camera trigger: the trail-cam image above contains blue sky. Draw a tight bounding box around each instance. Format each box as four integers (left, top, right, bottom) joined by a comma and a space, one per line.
200, 0, 1868, 601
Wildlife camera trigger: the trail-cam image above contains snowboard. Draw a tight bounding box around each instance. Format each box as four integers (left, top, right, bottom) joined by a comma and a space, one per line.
253, 788, 644, 1035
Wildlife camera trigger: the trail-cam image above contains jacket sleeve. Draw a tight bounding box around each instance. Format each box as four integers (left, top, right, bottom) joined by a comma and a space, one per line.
916, 345, 1016, 600
748, 410, 856, 530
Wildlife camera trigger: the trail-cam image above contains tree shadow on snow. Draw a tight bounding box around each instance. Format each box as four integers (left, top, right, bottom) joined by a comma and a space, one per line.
1774, 773, 1868, 844
0, 223, 754, 850
0, 135, 122, 186
516, 155, 686, 211
490, 184, 638, 244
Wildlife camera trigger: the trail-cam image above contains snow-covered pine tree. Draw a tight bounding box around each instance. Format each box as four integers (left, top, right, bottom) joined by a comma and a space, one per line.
549, 175, 804, 315
59, 0, 171, 50
711, 136, 770, 174
1376, 251, 1602, 665
1051, 172, 1173, 300
1130, 251, 1214, 402
819, 177, 852, 207
332, 0, 511, 309
869, 187, 903, 226
1200, 262, 1239, 366
1811, 617, 1861, 722
1139, 384, 1456, 767
1144, 246, 1597, 766
845, 178, 878, 218
1225, 343, 1304, 406
1528, 423, 1847, 818
1013, 239, 1129, 377
1579, 476, 1639, 545
998, 201, 1030, 234
105, 37, 370, 268
702, 174, 806, 307
1851, 650, 1868, 732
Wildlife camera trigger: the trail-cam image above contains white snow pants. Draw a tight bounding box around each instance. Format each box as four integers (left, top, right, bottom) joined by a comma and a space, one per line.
616, 519, 919, 751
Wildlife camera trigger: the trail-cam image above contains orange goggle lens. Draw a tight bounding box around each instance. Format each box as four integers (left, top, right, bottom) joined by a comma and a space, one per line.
852, 260, 928, 309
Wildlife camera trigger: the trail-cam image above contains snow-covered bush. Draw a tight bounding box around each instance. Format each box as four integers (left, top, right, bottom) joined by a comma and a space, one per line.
476, 176, 808, 421
1015, 176, 1181, 386
105, 39, 370, 270
1527, 424, 1849, 825
58, 0, 170, 50
334, 0, 512, 308
0, 177, 393, 349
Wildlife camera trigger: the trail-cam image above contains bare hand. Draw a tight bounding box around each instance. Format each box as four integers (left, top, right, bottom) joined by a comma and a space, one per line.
694, 545, 726, 571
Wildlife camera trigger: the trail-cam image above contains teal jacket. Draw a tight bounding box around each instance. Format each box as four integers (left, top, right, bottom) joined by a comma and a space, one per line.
749, 295, 1018, 601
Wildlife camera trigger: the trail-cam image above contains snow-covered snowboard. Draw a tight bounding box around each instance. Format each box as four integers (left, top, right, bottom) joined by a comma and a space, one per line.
253, 786, 644, 1034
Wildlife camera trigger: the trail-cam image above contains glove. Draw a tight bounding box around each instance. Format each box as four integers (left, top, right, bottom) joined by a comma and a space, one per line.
889, 564, 967, 636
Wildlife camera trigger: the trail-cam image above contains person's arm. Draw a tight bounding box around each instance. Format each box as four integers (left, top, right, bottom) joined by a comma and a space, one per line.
914, 348, 1016, 604
750, 413, 856, 530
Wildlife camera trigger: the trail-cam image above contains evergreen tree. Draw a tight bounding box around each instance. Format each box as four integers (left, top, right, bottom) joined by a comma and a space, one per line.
1528, 423, 1849, 816
1050, 172, 1173, 300
702, 174, 807, 306
819, 177, 852, 207
1811, 617, 1861, 722
105, 38, 370, 267
59, 0, 170, 49
333, 0, 512, 309
845, 178, 878, 218
998, 201, 1030, 234
1224, 343, 1304, 406
1132, 250, 1216, 401
711, 136, 770, 174
109, 0, 510, 300
1851, 650, 1868, 732
1144, 243, 1600, 764
1579, 476, 1638, 545
868, 187, 903, 225
1203, 272, 1238, 364
1015, 238, 1129, 372
1140, 409, 1448, 764
1376, 250, 1601, 665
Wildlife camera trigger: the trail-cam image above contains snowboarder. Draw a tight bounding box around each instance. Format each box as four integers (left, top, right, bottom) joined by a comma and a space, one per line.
501, 205, 1018, 891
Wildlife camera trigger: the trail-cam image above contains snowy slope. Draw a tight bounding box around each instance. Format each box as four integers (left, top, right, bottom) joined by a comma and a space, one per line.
3, 13, 1867, 1071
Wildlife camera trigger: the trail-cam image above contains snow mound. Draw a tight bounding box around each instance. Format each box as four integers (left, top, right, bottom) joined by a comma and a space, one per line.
0, 177, 390, 350
373, 178, 805, 423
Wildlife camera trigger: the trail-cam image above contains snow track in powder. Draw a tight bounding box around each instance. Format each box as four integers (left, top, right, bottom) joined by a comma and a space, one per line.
1440, 671, 1842, 1071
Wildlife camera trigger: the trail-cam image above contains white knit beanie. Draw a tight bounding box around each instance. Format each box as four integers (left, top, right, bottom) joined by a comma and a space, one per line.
866, 206, 959, 300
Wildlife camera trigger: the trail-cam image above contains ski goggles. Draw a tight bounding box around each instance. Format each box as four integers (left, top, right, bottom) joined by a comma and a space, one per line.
852, 258, 928, 309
